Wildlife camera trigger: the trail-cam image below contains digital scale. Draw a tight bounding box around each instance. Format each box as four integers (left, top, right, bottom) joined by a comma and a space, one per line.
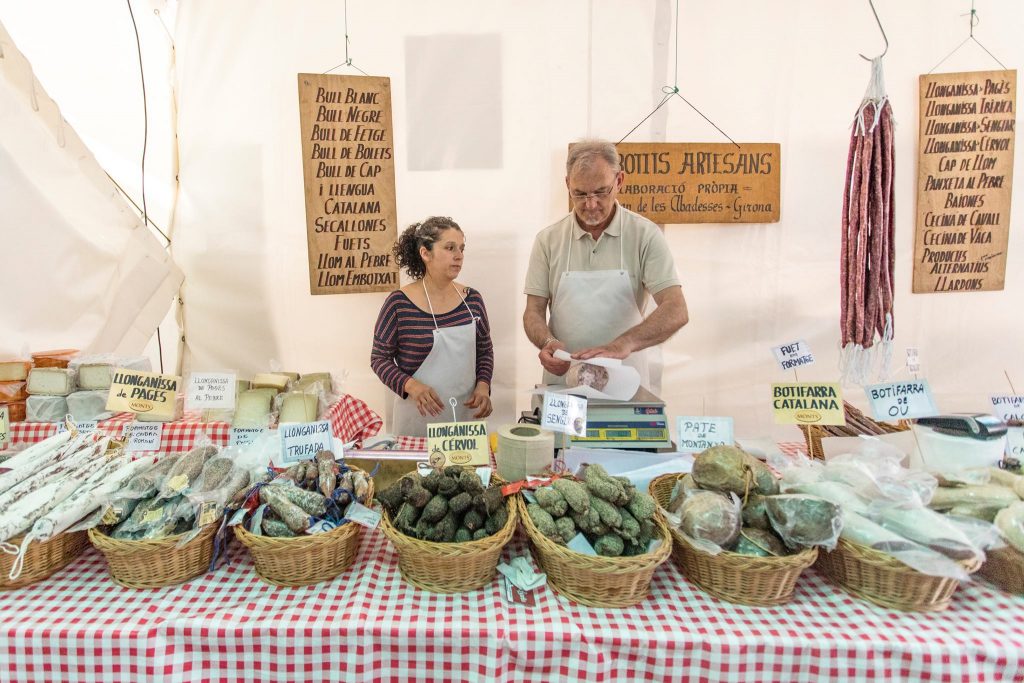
529, 387, 672, 451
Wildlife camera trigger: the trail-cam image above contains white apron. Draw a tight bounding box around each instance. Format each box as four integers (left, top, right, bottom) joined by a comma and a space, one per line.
392, 282, 478, 437
546, 212, 654, 393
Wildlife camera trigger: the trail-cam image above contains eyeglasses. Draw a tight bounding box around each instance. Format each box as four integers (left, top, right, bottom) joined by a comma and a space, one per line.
569, 186, 615, 203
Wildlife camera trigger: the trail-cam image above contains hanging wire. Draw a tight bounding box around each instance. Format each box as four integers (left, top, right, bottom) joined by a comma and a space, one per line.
127, 0, 166, 374
618, 0, 738, 147
928, 1, 1008, 74
859, 0, 889, 61
323, 0, 370, 76
126, 0, 149, 231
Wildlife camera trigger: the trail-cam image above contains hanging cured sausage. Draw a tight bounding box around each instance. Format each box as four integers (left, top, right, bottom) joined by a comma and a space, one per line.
840, 57, 895, 384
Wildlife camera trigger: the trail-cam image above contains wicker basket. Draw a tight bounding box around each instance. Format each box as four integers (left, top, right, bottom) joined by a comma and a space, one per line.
978, 543, 1024, 594
800, 420, 908, 460
234, 473, 375, 587
0, 531, 88, 590
379, 480, 518, 593
815, 537, 981, 611
88, 523, 218, 589
516, 494, 672, 608
649, 473, 817, 606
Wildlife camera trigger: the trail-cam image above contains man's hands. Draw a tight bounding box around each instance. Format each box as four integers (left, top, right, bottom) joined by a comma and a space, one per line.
539, 339, 570, 377
404, 378, 444, 417
464, 381, 493, 418
572, 337, 634, 361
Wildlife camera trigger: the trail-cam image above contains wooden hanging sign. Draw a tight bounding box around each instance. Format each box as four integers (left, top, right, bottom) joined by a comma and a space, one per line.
572, 142, 781, 224
298, 73, 399, 295
913, 70, 1017, 293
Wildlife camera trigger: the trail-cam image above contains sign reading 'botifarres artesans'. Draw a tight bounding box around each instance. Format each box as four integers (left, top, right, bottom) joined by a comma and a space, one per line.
599, 143, 781, 223
298, 73, 399, 295
914, 70, 1016, 293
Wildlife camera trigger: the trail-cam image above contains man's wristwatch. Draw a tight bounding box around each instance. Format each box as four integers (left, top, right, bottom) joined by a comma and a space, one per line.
541, 335, 559, 351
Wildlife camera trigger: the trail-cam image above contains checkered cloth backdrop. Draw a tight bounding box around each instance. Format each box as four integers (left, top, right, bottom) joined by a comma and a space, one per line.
0, 527, 1021, 682
4, 394, 384, 453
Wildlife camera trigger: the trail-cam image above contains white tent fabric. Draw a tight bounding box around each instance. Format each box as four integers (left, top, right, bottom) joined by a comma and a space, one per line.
2, 1, 1022, 442
0, 19, 182, 358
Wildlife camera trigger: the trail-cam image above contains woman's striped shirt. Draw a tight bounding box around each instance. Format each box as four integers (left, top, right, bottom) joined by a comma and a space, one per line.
371, 288, 494, 397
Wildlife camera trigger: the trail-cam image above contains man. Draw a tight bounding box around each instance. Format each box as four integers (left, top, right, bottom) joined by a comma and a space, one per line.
523, 139, 688, 395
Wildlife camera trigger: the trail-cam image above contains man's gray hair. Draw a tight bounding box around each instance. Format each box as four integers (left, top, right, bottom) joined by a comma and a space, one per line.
566, 139, 620, 176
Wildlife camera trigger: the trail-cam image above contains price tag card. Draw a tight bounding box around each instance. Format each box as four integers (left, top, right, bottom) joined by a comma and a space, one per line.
343, 501, 382, 529
426, 420, 489, 467
906, 347, 921, 374
186, 372, 237, 411
771, 383, 845, 425
127, 422, 163, 452
57, 420, 99, 435
1007, 427, 1024, 460
864, 380, 938, 421
771, 339, 815, 371
676, 416, 734, 453
229, 427, 266, 447
991, 395, 1024, 423
540, 391, 588, 437
0, 405, 8, 446
106, 369, 181, 418
279, 420, 334, 465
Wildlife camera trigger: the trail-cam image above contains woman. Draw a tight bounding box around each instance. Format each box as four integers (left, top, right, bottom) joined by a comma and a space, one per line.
371, 216, 494, 436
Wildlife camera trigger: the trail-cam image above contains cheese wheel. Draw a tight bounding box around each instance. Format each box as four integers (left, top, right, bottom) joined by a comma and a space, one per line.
31, 349, 79, 368
77, 363, 114, 390
26, 368, 76, 396
26, 395, 69, 422
67, 390, 112, 421
233, 390, 272, 428
279, 392, 319, 423
1, 401, 26, 423
0, 361, 32, 382
252, 373, 291, 392
0, 381, 28, 402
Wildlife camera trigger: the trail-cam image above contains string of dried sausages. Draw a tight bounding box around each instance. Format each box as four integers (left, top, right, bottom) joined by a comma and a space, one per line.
840, 58, 895, 384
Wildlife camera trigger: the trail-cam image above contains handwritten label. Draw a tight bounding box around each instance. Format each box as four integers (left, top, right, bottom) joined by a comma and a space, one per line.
426, 420, 489, 468
127, 422, 163, 452
229, 427, 266, 447
57, 420, 99, 435
279, 420, 335, 465
540, 392, 588, 437
106, 369, 180, 419
914, 70, 1017, 293
606, 142, 781, 223
865, 380, 939, 421
1006, 427, 1024, 459
0, 405, 7, 446
771, 340, 815, 371
186, 372, 237, 411
906, 347, 921, 374
991, 395, 1024, 423
297, 73, 399, 295
771, 383, 845, 425
676, 416, 734, 453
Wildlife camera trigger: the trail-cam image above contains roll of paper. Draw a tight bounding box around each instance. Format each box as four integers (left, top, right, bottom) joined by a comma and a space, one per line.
495, 424, 555, 481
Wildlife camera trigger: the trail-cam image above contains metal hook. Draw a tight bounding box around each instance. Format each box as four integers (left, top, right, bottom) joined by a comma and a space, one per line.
859, 0, 889, 61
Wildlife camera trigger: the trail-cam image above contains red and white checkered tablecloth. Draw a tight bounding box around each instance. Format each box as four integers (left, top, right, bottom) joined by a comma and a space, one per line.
4, 394, 384, 454
0, 528, 1020, 682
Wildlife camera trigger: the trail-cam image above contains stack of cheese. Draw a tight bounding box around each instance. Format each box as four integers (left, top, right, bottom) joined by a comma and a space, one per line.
24, 352, 154, 423
232, 371, 332, 428
0, 360, 32, 423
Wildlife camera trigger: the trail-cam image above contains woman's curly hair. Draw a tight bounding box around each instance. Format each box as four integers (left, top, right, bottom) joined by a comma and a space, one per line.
393, 216, 462, 279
